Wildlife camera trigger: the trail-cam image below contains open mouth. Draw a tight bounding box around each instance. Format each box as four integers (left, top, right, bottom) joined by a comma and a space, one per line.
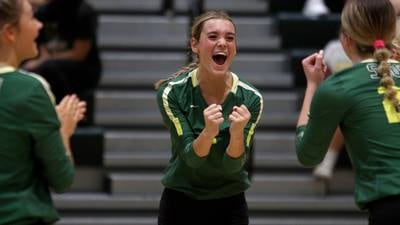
212, 54, 227, 65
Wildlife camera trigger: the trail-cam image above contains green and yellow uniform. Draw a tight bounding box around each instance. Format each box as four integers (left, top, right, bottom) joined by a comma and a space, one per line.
0, 67, 74, 225
296, 59, 400, 209
157, 68, 263, 200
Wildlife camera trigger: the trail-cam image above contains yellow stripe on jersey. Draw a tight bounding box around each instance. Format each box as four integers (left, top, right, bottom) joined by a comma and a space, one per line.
162, 85, 183, 136
162, 75, 192, 136
378, 86, 400, 123
230, 72, 239, 94
238, 81, 264, 147
191, 69, 199, 87
246, 123, 257, 147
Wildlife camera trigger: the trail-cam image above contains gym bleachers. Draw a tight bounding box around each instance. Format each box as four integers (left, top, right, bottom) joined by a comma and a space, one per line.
277, 12, 341, 87
55, 0, 366, 225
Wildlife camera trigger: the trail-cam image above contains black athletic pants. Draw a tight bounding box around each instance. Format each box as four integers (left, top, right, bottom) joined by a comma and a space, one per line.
368, 195, 400, 225
158, 188, 249, 225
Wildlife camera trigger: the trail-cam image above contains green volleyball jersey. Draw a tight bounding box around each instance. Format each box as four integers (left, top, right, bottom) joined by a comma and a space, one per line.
296, 59, 400, 209
157, 68, 263, 200
0, 67, 74, 224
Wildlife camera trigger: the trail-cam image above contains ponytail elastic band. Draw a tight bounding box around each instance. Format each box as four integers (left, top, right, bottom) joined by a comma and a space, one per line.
373, 40, 385, 49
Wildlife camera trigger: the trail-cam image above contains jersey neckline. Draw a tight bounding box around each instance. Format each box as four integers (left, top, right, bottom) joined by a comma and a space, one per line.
0, 66, 15, 75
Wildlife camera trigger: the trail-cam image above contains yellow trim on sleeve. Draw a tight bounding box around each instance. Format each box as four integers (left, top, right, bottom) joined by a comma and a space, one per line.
161, 75, 192, 136
237, 81, 264, 147
162, 85, 183, 136
246, 123, 256, 147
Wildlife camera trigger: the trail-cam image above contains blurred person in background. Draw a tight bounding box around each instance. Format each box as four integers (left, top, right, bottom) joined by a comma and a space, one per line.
23, 0, 101, 103
0, 0, 86, 224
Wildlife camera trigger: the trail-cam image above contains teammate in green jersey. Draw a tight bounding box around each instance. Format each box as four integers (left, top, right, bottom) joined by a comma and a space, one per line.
155, 11, 263, 225
296, 0, 400, 224
0, 0, 85, 224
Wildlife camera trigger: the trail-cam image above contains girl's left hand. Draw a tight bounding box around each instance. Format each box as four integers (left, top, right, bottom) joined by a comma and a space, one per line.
229, 105, 251, 136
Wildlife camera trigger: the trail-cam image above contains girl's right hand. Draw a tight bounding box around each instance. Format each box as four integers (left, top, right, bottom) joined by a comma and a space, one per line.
203, 104, 224, 138
56, 95, 87, 139
302, 50, 328, 86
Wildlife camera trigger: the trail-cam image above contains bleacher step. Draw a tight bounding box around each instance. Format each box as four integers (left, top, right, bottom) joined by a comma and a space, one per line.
105, 151, 302, 170
53, 192, 360, 211
98, 15, 280, 51
95, 109, 297, 128
95, 90, 298, 128
87, 0, 160, 14
104, 130, 296, 154
100, 51, 292, 89
88, 0, 269, 15
70, 167, 104, 192
96, 90, 297, 113
57, 215, 366, 225
106, 172, 325, 195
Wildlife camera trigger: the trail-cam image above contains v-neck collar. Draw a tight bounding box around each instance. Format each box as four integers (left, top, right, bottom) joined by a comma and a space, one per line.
190, 68, 240, 94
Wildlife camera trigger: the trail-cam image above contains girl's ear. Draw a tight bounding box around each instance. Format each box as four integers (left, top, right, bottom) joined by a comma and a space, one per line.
340, 32, 352, 49
339, 32, 355, 59
1, 24, 17, 44
190, 37, 199, 54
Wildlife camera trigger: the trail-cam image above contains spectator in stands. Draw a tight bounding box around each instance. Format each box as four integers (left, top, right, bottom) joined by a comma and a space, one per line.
0, 0, 86, 224
23, 0, 101, 103
302, 0, 330, 17
155, 11, 263, 225
28, 0, 45, 10
269, 0, 345, 15
186, 0, 204, 63
302, 0, 347, 17
324, 0, 347, 13
296, 0, 400, 224
161, 0, 203, 20
161, 0, 174, 16
312, 39, 352, 180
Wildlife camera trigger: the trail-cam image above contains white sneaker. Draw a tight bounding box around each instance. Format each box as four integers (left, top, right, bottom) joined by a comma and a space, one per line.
303, 0, 330, 18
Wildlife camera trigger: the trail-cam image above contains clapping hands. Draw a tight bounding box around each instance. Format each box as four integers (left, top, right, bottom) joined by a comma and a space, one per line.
56, 94, 86, 139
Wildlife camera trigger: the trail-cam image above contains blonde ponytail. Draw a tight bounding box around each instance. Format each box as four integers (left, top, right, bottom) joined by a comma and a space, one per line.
154, 62, 198, 90
374, 46, 400, 112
